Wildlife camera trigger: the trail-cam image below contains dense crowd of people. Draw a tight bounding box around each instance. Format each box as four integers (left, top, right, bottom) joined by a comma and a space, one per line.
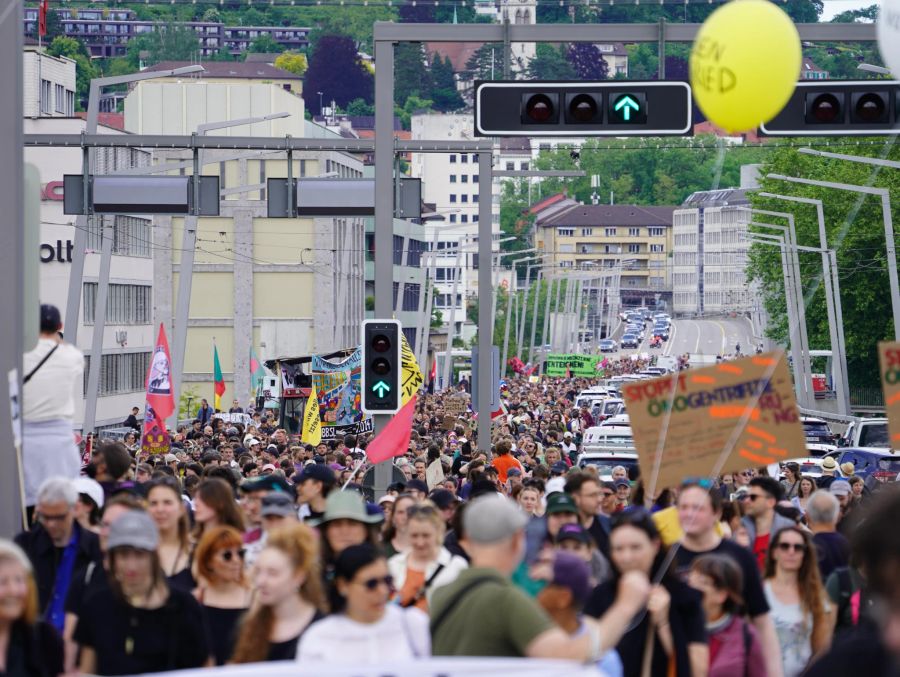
7, 367, 900, 676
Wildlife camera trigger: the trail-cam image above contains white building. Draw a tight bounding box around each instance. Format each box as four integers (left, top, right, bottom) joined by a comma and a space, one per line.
672, 188, 754, 316
25, 112, 156, 432
23, 46, 76, 118
410, 113, 501, 342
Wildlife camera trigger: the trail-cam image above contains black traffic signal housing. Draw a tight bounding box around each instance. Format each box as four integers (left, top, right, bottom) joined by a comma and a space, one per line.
474, 81, 691, 136
761, 81, 900, 136
361, 319, 402, 414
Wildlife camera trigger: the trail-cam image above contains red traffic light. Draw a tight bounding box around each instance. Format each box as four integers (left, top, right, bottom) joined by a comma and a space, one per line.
371, 334, 391, 352
521, 93, 558, 124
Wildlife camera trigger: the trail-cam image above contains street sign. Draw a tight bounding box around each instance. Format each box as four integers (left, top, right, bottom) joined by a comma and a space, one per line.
474, 81, 692, 137
361, 319, 402, 414
760, 80, 900, 136
266, 178, 421, 219
63, 175, 220, 216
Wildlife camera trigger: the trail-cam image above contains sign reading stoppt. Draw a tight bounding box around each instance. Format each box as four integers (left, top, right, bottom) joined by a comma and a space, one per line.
877, 341, 900, 447
622, 351, 805, 491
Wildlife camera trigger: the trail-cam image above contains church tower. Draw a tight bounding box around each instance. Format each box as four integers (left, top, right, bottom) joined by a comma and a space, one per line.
500, 0, 536, 73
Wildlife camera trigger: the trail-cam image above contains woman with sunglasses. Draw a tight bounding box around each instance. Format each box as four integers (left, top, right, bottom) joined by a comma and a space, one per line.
296, 544, 430, 662
146, 478, 194, 592
584, 508, 707, 677
192, 526, 252, 666
790, 476, 817, 515
763, 526, 834, 676
231, 522, 326, 663
388, 502, 467, 612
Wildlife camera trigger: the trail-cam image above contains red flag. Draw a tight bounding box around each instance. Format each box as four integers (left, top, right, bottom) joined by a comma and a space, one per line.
142, 324, 175, 454
38, 0, 48, 37
365, 395, 416, 464
429, 357, 436, 383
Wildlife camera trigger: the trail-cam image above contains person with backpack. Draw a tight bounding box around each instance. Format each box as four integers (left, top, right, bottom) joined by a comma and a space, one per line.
688, 554, 766, 677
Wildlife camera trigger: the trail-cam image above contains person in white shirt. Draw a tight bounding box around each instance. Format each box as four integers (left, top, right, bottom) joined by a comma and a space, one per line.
296, 543, 430, 662
22, 305, 84, 510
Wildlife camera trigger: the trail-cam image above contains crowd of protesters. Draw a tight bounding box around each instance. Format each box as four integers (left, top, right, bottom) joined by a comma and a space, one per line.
6, 368, 900, 676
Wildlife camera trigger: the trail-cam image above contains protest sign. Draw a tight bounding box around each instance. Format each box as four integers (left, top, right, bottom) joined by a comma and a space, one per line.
878, 341, 900, 447
622, 351, 805, 491
544, 354, 600, 377
444, 396, 469, 417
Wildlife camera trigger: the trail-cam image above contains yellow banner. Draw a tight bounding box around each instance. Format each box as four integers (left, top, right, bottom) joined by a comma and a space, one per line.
401, 333, 424, 406
300, 387, 322, 446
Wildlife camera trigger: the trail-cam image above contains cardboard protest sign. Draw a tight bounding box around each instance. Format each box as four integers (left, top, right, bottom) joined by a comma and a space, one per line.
426, 458, 446, 490
622, 351, 805, 491
877, 341, 900, 447
444, 396, 469, 417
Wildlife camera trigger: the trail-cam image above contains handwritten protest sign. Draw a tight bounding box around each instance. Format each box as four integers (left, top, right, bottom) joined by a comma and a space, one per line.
878, 341, 900, 447
444, 396, 469, 417
622, 351, 805, 491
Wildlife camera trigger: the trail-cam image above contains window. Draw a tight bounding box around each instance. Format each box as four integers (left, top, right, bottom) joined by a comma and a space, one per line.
628, 227, 640, 237
86, 215, 152, 258
581, 228, 593, 237
450, 175, 457, 183
473, 194, 479, 203
473, 214, 479, 222
461, 154, 468, 164
521, 162, 529, 171
461, 175, 468, 183
650, 244, 664, 253
461, 214, 468, 223
628, 244, 641, 253
506, 162, 515, 171
558, 228, 574, 237
449, 194, 457, 203
54, 84, 65, 113
605, 228, 617, 236
449, 214, 457, 223
393, 234, 404, 265
65, 90, 75, 116
472, 154, 478, 162
40, 79, 52, 114
473, 175, 479, 182
83, 283, 152, 325
436, 267, 457, 282
649, 227, 665, 237
84, 351, 152, 397
449, 155, 457, 163
461, 195, 468, 203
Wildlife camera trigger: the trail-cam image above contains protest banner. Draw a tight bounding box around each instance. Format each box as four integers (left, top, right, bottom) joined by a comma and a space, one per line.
878, 341, 900, 446
400, 333, 424, 405
544, 354, 600, 377
312, 349, 371, 439
622, 351, 805, 491
212, 412, 252, 427
444, 395, 469, 417
141, 324, 175, 455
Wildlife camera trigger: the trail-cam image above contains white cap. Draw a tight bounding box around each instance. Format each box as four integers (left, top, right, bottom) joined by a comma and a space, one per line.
73, 477, 104, 509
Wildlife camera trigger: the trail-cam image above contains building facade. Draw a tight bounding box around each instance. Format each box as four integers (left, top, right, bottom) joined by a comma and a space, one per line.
23, 47, 75, 118
672, 188, 753, 316
125, 80, 364, 408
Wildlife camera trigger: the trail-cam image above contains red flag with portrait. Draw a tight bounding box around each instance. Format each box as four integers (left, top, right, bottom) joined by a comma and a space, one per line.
141, 324, 175, 454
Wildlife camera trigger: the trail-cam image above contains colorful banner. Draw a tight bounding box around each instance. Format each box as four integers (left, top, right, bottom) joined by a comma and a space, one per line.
878, 341, 900, 447
400, 333, 424, 405
544, 353, 601, 377
142, 324, 175, 455
622, 351, 805, 491
312, 348, 370, 437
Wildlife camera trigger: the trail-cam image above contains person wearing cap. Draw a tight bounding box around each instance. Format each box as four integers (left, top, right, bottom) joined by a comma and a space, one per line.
817, 457, 838, 489
560, 431, 578, 462
22, 305, 85, 514
405, 479, 429, 501
309, 490, 383, 587
545, 493, 580, 541
613, 479, 631, 512
829, 479, 859, 537
73, 510, 211, 675
554, 523, 611, 586
429, 494, 650, 660
536, 551, 623, 676
72, 477, 104, 534
296, 464, 336, 523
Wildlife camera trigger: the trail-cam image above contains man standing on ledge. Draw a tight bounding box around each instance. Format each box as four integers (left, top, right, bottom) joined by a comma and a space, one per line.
23, 304, 84, 519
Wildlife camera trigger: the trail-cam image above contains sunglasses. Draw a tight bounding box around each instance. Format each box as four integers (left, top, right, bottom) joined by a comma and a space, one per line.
776, 542, 806, 553
746, 493, 766, 502
219, 548, 246, 562
359, 575, 394, 591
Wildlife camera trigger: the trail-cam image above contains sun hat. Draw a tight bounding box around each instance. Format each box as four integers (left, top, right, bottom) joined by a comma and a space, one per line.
307, 490, 384, 527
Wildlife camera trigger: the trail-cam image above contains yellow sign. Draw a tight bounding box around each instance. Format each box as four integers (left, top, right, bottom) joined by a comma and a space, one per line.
400, 333, 424, 406
878, 341, 900, 447
622, 351, 805, 491
300, 387, 322, 446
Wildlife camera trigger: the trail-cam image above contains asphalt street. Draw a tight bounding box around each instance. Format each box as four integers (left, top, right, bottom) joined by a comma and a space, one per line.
599, 317, 758, 361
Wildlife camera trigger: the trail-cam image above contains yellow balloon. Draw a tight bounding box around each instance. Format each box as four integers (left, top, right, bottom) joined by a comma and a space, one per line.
690, 0, 801, 133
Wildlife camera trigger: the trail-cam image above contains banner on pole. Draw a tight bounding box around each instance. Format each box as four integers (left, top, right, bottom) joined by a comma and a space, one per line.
622, 351, 804, 491
878, 341, 900, 447
141, 324, 175, 455
312, 349, 370, 438
544, 353, 600, 377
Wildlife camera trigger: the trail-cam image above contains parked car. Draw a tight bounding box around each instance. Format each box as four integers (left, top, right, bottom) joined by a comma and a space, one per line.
576, 452, 640, 482
801, 416, 837, 456
827, 448, 900, 485
620, 334, 640, 349
840, 418, 890, 449
599, 339, 617, 353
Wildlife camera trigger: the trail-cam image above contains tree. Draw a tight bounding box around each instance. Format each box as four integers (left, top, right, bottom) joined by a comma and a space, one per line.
125, 23, 202, 68
47, 36, 99, 111
567, 43, 609, 80
399, 3, 435, 22
429, 55, 464, 112
395, 43, 431, 107
249, 34, 282, 54
346, 98, 375, 116
394, 94, 433, 129
303, 34, 374, 115
201, 7, 222, 23
36, 8, 64, 42
499, 179, 536, 253
829, 4, 878, 22
526, 44, 576, 80
463, 43, 502, 82
274, 52, 308, 76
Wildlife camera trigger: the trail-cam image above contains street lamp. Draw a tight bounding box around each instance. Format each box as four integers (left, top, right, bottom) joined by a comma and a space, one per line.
757, 191, 850, 415
768, 171, 900, 340
317, 91, 324, 115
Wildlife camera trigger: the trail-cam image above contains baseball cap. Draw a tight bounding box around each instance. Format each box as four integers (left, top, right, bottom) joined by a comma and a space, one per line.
298, 464, 336, 485
406, 479, 429, 494
463, 495, 528, 544
261, 492, 296, 518
73, 477, 104, 510
240, 474, 295, 497
507, 467, 522, 478
545, 492, 578, 515
602, 481, 617, 492
821, 457, 837, 471
428, 489, 458, 510
378, 494, 396, 505
830, 479, 852, 497
244, 436, 261, 447
262, 464, 277, 474
164, 454, 178, 463
107, 510, 159, 552
549, 551, 592, 604
555, 523, 591, 545
564, 432, 573, 438
40, 304, 62, 333
614, 479, 631, 489
551, 461, 568, 475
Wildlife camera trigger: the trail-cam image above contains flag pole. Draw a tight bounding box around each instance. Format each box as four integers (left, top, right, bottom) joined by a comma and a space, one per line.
341, 458, 366, 491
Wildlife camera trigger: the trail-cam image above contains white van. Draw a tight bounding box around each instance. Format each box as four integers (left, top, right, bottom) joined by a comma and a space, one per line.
582, 426, 636, 453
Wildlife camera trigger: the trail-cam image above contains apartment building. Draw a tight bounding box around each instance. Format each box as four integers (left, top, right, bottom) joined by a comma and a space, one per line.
23, 46, 75, 118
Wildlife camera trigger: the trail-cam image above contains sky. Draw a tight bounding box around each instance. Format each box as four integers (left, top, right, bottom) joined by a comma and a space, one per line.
820, 0, 876, 21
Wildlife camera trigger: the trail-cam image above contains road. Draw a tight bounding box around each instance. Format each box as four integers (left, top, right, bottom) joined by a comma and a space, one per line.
597, 316, 758, 360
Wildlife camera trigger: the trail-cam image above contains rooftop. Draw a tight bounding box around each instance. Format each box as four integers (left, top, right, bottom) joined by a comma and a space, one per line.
680, 188, 750, 207
543, 204, 675, 227
142, 61, 302, 81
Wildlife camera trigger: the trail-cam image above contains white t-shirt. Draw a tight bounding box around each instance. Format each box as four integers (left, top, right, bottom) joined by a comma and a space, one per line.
764, 581, 813, 677
296, 604, 430, 663
23, 338, 84, 422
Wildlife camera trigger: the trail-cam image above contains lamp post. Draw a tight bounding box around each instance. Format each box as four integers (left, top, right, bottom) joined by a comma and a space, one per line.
757, 191, 850, 415
769, 171, 900, 340
74, 65, 205, 434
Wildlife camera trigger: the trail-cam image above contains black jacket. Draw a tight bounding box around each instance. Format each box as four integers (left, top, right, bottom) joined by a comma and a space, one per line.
124, 414, 141, 431
14, 522, 102, 614
7, 620, 64, 677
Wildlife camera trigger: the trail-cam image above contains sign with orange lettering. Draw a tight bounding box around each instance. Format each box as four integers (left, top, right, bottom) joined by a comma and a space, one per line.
877, 341, 900, 448
622, 351, 805, 491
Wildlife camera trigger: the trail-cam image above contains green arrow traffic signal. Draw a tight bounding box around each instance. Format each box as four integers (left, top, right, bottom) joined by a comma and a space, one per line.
372, 380, 391, 398
614, 95, 640, 122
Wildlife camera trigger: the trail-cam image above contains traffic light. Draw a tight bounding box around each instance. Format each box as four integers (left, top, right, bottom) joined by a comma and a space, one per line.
474, 81, 692, 137
760, 81, 900, 136
361, 319, 402, 414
